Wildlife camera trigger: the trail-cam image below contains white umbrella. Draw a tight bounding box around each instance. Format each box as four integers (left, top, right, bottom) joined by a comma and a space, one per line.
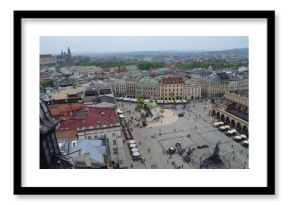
241, 135, 247, 139
225, 125, 230, 129
220, 126, 225, 129
235, 136, 242, 140
119, 114, 125, 118
132, 152, 140, 156
243, 140, 249, 144
129, 144, 136, 148
231, 129, 237, 133
131, 148, 139, 152
219, 122, 224, 125
128, 140, 136, 144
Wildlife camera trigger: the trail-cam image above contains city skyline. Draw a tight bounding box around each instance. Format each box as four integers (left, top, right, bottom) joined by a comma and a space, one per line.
40, 36, 248, 54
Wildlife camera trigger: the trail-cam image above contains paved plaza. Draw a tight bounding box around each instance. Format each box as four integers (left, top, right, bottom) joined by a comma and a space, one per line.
117, 99, 249, 169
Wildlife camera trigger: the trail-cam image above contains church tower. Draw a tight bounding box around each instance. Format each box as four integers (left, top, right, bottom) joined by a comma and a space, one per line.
67, 47, 72, 58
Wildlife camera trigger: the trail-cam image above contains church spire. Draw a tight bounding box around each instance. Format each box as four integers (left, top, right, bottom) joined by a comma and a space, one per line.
67, 46, 71, 57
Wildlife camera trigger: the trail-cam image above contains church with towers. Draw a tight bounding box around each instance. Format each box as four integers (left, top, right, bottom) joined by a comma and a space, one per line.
58, 47, 72, 65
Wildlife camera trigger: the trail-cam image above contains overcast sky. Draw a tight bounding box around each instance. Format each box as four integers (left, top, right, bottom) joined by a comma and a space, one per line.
40, 36, 248, 54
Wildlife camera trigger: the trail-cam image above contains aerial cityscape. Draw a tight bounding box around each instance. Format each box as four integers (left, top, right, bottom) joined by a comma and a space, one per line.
40, 36, 249, 169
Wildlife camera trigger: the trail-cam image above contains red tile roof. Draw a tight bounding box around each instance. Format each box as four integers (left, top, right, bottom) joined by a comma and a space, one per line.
163, 76, 184, 84
56, 106, 118, 132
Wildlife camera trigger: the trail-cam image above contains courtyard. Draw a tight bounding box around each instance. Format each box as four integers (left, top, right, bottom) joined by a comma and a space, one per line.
117, 99, 249, 169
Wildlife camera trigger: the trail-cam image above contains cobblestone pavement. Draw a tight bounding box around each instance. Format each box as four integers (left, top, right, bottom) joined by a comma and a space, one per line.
117, 99, 249, 169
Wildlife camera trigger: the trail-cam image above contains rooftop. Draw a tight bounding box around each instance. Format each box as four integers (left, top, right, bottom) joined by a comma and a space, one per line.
56, 106, 119, 132
144, 100, 158, 109
216, 72, 230, 80
51, 86, 86, 100
59, 139, 107, 166
162, 76, 184, 84
229, 90, 248, 98
226, 108, 248, 122
138, 77, 158, 84
40, 54, 54, 58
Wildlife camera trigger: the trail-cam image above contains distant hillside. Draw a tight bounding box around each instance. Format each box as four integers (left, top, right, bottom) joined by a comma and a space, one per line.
202, 48, 248, 57
75, 47, 249, 57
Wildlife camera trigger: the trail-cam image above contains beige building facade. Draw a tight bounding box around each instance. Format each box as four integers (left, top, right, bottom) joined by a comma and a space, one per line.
125, 78, 136, 97
159, 76, 184, 100
183, 79, 202, 100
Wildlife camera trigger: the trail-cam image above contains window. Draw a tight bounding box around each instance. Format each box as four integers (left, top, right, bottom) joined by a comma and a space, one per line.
113, 148, 118, 154
112, 133, 115, 136
113, 140, 116, 145
88, 136, 91, 139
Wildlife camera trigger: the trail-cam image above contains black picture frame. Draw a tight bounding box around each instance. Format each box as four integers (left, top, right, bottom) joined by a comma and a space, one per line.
14, 10, 275, 195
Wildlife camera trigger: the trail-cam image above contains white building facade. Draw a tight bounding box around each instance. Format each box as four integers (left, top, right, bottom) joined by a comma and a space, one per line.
77, 124, 127, 168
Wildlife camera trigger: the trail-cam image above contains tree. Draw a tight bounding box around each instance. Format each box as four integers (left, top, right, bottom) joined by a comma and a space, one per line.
136, 96, 144, 110
137, 61, 166, 70
41, 79, 54, 88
